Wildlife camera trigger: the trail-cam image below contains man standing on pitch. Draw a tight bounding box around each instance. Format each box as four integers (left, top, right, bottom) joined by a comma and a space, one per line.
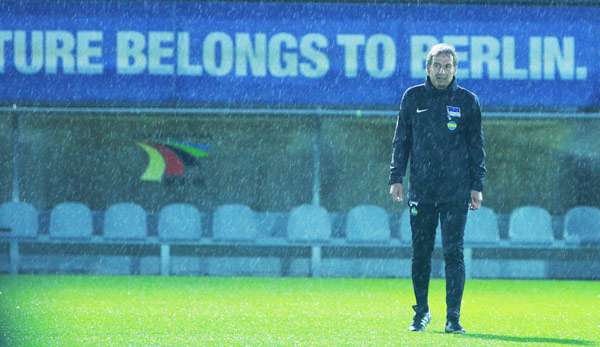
389, 43, 486, 334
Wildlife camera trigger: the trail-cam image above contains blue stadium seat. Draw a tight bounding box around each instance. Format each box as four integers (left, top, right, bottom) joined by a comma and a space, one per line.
345, 205, 390, 243
212, 204, 258, 241
508, 206, 554, 244
49, 202, 93, 240
0, 201, 39, 238
400, 209, 441, 245
158, 203, 202, 241
465, 207, 500, 244
564, 206, 600, 245
103, 202, 147, 240
287, 204, 331, 242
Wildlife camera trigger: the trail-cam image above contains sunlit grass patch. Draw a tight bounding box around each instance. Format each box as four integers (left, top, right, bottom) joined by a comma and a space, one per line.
0, 276, 599, 346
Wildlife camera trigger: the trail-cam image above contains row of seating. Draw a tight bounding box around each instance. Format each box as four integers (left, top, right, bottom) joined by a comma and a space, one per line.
1, 201, 599, 245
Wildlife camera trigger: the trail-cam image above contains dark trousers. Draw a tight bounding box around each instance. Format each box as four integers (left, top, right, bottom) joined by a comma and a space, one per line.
410, 200, 468, 320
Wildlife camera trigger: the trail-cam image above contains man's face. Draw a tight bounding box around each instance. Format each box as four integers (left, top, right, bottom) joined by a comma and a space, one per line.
427, 53, 456, 90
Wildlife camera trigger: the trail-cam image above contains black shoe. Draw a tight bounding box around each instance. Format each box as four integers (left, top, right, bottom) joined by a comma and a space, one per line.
408, 305, 431, 332
445, 320, 466, 334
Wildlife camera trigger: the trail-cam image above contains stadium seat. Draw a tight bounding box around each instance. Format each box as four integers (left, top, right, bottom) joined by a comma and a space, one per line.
103, 202, 147, 240
0, 201, 39, 238
464, 207, 500, 244
564, 206, 600, 245
49, 202, 93, 240
508, 206, 554, 244
158, 203, 202, 241
345, 205, 390, 243
400, 209, 441, 245
287, 204, 331, 242
212, 204, 258, 241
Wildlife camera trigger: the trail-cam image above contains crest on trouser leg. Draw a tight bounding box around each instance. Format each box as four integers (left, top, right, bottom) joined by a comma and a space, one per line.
409, 201, 419, 216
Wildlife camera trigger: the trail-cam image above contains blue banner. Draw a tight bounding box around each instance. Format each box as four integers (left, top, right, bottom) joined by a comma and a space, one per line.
0, 1, 599, 110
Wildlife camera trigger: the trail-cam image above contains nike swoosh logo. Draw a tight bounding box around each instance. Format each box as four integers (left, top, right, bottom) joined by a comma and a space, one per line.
416, 108, 429, 113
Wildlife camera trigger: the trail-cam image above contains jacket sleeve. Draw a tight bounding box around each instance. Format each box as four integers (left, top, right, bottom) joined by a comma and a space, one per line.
466, 95, 486, 192
389, 90, 412, 185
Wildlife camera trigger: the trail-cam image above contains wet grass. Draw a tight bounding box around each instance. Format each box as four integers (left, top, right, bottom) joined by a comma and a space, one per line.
0, 276, 599, 346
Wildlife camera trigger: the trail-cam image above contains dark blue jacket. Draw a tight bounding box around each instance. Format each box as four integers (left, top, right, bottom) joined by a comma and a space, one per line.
389, 77, 486, 203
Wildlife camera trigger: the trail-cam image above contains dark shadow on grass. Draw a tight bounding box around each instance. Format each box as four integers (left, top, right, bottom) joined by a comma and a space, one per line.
433, 331, 597, 346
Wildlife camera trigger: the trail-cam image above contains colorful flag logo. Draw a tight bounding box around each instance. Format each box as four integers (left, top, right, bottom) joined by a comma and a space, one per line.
137, 140, 209, 182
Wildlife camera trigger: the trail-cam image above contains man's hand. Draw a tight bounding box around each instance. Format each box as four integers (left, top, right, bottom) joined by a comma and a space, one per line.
470, 190, 483, 210
389, 183, 404, 203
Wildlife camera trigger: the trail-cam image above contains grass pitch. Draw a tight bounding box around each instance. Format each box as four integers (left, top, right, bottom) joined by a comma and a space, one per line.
0, 275, 598, 346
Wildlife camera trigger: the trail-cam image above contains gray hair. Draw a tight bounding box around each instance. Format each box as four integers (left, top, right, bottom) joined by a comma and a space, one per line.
426, 43, 458, 68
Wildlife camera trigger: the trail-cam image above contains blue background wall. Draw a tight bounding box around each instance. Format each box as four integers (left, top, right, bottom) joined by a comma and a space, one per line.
1, 1, 599, 110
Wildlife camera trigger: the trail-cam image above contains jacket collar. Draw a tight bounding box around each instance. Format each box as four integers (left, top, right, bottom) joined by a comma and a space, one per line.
425, 76, 458, 94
